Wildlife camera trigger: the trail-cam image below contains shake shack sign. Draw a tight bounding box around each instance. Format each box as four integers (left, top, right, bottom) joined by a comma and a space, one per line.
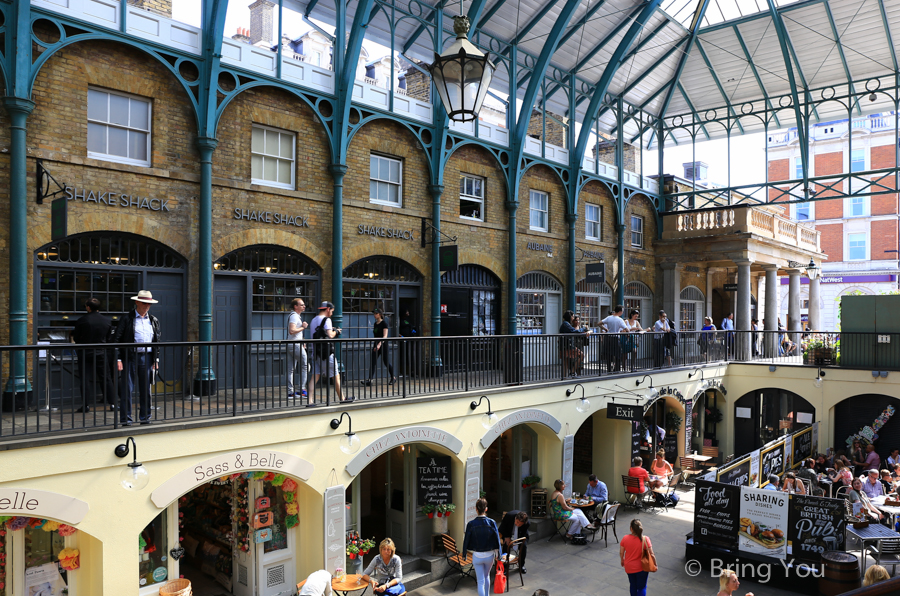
66, 185, 173, 212
234, 209, 309, 227
358, 225, 414, 240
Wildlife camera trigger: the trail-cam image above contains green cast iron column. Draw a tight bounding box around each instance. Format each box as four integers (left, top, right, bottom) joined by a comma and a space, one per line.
329, 164, 348, 330
429, 184, 443, 369
193, 136, 218, 395
566, 213, 577, 312
507, 201, 518, 335
616, 223, 626, 307
3, 98, 36, 395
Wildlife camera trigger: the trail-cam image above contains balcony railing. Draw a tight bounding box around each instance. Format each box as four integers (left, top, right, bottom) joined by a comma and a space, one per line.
0, 331, 891, 439
663, 205, 821, 252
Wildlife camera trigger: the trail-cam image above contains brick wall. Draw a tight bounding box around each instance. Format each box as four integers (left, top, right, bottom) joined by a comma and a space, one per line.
592, 141, 641, 174
126, 0, 172, 18
526, 111, 567, 147
871, 145, 898, 216
623, 194, 657, 301
818, 223, 843, 262
517, 164, 568, 281
767, 158, 789, 214
872, 219, 898, 261
402, 60, 431, 102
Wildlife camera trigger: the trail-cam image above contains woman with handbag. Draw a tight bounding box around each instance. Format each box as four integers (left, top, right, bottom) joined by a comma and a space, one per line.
619, 519, 655, 596
462, 498, 502, 596
361, 538, 405, 595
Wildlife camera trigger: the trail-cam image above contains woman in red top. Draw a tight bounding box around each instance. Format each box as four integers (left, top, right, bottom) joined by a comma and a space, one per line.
620, 519, 653, 596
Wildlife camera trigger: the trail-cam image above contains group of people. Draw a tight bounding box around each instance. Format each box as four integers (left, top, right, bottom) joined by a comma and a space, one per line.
299, 538, 405, 596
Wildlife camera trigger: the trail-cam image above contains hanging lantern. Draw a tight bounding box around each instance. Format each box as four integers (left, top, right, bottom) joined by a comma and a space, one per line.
805, 258, 820, 281
428, 15, 495, 123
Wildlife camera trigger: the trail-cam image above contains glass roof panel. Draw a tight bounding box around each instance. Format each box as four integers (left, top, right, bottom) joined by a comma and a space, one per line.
659, 0, 802, 29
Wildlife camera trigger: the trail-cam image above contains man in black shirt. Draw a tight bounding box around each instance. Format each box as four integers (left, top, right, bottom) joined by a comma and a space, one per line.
71, 298, 116, 412
497, 511, 530, 574
362, 308, 396, 386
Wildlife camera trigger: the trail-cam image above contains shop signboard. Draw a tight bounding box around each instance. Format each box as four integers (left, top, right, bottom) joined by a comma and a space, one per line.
792, 429, 813, 466
739, 487, 789, 559
693, 480, 741, 550
787, 494, 846, 563
585, 262, 605, 285
664, 434, 678, 462
749, 450, 761, 488
761, 444, 785, 484
684, 399, 693, 458
465, 457, 480, 526
417, 456, 452, 505
784, 434, 793, 470
631, 421, 642, 462
607, 403, 643, 421
562, 435, 574, 499
717, 458, 751, 487
324, 485, 346, 574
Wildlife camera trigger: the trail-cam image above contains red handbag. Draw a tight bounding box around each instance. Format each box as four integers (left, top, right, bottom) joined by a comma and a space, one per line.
494, 561, 507, 594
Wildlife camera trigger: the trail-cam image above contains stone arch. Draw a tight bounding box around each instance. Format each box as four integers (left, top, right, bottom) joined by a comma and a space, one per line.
520, 160, 566, 188
212, 229, 325, 269
341, 243, 429, 279
29, 217, 191, 259
479, 409, 563, 448
345, 426, 464, 477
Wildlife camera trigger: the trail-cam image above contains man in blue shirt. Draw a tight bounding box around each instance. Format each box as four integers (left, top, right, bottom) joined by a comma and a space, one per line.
584, 474, 608, 519
721, 312, 735, 356
763, 474, 780, 490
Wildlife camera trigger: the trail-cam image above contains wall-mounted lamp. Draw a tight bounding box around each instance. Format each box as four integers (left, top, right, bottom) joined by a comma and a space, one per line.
470, 396, 498, 429
635, 375, 654, 389
114, 437, 150, 491
687, 368, 704, 381
565, 383, 591, 414
330, 412, 361, 455
814, 368, 826, 388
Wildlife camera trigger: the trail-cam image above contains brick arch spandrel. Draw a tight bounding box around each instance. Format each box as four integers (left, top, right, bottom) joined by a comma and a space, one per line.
212, 229, 325, 270
28, 216, 191, 259
457, 253, 507, 284
341, 243, 429, 279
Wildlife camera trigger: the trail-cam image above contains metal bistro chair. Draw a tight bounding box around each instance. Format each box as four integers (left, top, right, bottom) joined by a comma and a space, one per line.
867, 538, 900, 576
594, 502, 622, 547
548, 512, 573, 542
652, 473, 681, 512
439, 533, 475, 591
835, 484, 850, 500
495, 536, 527, 592
621, 475, 649, 509
678, 456, 701, 487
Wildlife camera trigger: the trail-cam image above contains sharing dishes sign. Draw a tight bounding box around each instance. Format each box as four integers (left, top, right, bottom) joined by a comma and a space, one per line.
739, 487, 788, 559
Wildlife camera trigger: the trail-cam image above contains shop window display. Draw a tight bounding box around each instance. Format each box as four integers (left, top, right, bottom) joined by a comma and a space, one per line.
139, 510, 168, 589
0, 519, 78, 596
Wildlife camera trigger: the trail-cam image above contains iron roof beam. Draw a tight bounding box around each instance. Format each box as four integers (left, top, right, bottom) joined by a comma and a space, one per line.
478, 0, 508, 30
876, 0, 898, 72
781, 14, 820, 122
402, 0, 449, 54
698, 0, 827, 34
558, 0, 612, 48
677, 82, 711, 140
694, 38, 744, 134
502, 0, 562, 55
823, 1, 860, 116
732, 24, 780, 129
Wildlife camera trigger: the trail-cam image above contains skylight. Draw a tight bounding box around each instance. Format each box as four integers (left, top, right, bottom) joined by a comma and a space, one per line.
659, 0, 802, 30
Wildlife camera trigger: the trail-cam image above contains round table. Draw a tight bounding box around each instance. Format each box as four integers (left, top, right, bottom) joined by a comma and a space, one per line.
331, 575, 370, 596
567, 499, 595, 510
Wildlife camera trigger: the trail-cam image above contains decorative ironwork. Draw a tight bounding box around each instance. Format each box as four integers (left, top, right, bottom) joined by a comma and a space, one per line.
35, 233, 183, 269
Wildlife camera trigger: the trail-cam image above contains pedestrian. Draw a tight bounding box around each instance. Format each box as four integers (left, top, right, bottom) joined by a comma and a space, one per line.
601, 305, 627, 372
71, 298, 116, 413
362, 308, 396, 387
750, 318, 759, 356
462, 498, 501, 596
722, 312, 735, 356
652, 310, 674, 367
398, 309, 417, 378
716, 569, 754, 596
307, 301, 345, 404
620, 519, 654, 596
113, 290, 161, 426
863, 564, 890, 587
299, 570, 333, 596
286, 298, 309, 400
497, 510, 529, 574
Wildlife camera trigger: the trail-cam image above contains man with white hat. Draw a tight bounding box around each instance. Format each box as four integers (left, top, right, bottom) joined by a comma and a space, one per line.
112, 290, 161, 426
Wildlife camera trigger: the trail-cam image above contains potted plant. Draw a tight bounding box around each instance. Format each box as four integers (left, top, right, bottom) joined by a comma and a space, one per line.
360, 538, 376, 555
443, 504, 456, 517
422, 504, 435, 518
522, 475, 541, 489
665, 411, 682, 434
347, 544, 359, 559
706, 406, 723, 425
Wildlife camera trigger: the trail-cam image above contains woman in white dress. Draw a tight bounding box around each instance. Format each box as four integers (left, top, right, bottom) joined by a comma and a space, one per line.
621, 309, 646, 371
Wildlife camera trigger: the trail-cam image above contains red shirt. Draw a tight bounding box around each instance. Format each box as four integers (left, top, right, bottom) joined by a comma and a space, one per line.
621, 534, 651, 574
628, 466, 650, 493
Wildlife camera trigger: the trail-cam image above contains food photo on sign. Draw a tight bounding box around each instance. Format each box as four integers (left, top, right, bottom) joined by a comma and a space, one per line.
739, 487, 789, 559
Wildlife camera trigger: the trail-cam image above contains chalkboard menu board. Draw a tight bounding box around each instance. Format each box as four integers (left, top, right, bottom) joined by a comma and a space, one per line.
792, 430, 813, 467
717, 458, 751, 487
761, 444, 785, 482
693, 480, 741, 550
684, 399, 693, 455
631, 422, 642, 462
787, 494, 846, 563
417, 456, 452, 505
664, 434, 678, 463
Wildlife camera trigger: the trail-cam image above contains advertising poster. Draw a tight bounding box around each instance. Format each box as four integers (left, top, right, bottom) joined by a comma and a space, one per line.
793, 429, 812, 466
787, 494, 846, 563
25, 563, 67, 596
784, 434, 793, 470
812, 422, 819, 455
693, 480, 741, 550
739, 487, 789, 559
761, 443, 784, 483
717, 458, 751, 487
749, 449, 761, 488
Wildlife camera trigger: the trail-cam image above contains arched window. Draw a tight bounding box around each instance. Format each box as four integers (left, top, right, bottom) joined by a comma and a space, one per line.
342, 256, 423, 339
624, 281, 653, 328
680, 285, 705, 331
576, 279, 613, 330
516, 272, 562, 334
214, 245, 318, 276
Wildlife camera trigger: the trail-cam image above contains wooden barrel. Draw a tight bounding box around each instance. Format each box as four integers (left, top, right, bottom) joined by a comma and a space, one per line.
819, 551, 860, 596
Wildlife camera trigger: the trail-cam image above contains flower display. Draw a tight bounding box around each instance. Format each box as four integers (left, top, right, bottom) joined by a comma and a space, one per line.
286, 502, 299, 515
282, 478, 297, 493
285, 514, 298, 529
7, 518, 28, 531
57, 524, 78, 537
846, 405, 896, 450
271, 474, 286, 486
58, 548, 80, 570
41, 521, 60, 532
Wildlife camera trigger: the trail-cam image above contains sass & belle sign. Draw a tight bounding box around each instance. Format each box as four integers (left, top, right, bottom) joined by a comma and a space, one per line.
480, 409, 562, 448
693, 480, 741, 550
346, 427, 463, 477
0, 489, 89, 525
150, 450, 314, 508
417, 457, 452, 505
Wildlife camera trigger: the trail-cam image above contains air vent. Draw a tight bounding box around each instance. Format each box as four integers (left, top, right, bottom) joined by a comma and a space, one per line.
238, 564, 249, 586
267, 565, 286, 588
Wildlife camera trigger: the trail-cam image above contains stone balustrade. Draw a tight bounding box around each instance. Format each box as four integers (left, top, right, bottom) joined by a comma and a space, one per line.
662, 205, 820, 252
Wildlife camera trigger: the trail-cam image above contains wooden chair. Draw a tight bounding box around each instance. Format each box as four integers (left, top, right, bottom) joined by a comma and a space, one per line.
440, 533, 475, 591
621, 475, 649, 509
679, 456, 701, 486
594, 502, 621, 547
700, 447, 719, 467
496, 536, 527, 591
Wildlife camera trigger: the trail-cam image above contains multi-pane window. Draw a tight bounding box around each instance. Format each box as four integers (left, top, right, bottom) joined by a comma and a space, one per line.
851, 148, 866, 173
87, 88, 151, 166
848, 233, 867, 260
516, 291, 546, 334
795, 202, 810, 220
370, 154, 402, 205
39, 269, 139, 317
794, 156, 803, 180
251, 278, 316, 340
850, 196, 865, 217
460, 175, 485, 221
631, 215, 644, 248
251, 125, 295, 189
585, 203, 601, 240
529, 190, 548, 231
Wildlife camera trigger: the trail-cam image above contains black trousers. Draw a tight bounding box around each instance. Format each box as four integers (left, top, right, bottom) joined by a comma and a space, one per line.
368, 345, 395, 379
77, 351, 116, 408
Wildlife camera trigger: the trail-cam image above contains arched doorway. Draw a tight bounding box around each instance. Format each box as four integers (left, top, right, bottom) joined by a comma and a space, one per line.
833, 394, 900, 466
213, 245, 320, 388
679, 286, 705, 332
624, 281, 653, 329
641, 394, 687, 467
690, 387, 727, 455
342, 257, 423, 378
440, 265, 501, 372
516, 272, 563, 366
575, 279, 613, 331
733, 389, 815, 456
35, 232, 186, 403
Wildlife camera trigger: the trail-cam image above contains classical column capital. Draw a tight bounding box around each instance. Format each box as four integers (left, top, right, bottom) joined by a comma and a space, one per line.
733, 259, 753, 267
762, 264, 779, 272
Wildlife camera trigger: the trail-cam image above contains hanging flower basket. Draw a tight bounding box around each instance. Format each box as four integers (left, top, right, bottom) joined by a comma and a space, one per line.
436, 511, 443, 517
349, 553, 357, 560
427, 512, 434, 519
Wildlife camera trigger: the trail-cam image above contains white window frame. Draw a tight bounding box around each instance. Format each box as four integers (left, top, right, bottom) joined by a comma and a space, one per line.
459, 174, 485, 221
850, 148, 866, 173
793, 201, 813, 221
369, 154, 403, 207
585, 203, 601, 240
87, 87, 152, 167
529, 189, 548, 232
631, 215, 644, 248
793, 156, 803, 180
251, 124, 296, 190
847, 232, 868, 261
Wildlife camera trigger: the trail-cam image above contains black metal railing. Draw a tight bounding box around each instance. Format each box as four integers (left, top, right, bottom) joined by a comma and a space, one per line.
0, 330, 895, 438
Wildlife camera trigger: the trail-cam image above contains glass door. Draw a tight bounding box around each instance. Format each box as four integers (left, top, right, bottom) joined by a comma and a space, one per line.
255, 480, 296, 596
138, 508, 177, 596
386, 447, 411, 553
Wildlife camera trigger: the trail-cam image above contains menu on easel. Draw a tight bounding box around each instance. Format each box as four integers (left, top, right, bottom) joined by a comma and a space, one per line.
693, 480, 741, 550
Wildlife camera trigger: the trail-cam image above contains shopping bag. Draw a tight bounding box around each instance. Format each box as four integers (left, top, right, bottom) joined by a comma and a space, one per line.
494, 560, 507, 594
641, 538, 658, 573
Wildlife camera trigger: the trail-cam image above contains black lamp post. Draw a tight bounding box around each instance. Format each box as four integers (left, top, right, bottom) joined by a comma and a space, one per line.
428, 12, 495, 123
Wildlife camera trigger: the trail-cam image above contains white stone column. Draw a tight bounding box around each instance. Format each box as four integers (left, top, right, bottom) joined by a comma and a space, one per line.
764, 265, 779, 357
735, 260, 753, 360
788, 269, 802, 351
808, 276, 821, 331
706, 268, 714, 320
661, 262, 681, 323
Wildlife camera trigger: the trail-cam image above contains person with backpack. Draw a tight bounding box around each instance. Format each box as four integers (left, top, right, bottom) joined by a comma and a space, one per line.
307, 302, 345, 404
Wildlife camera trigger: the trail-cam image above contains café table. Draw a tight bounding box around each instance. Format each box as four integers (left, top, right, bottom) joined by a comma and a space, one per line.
872, 495, 900, 528
329, 575, 370, 596
845, 522, 899, 570
683, 453, 712, 463
817, 477, 834, 499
